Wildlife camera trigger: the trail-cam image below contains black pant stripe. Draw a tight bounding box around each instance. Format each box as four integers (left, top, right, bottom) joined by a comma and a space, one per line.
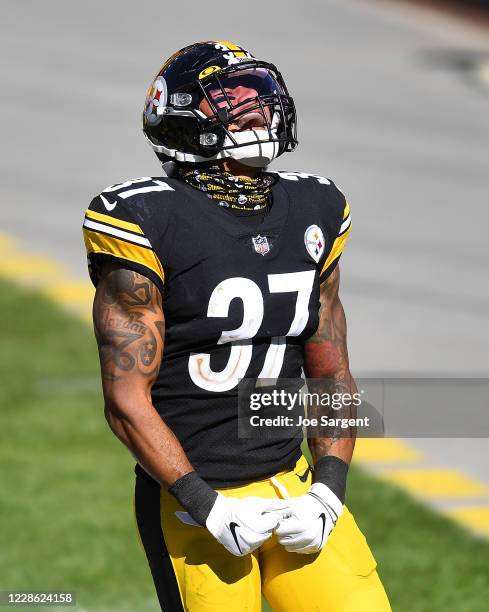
135, 475, 184, 612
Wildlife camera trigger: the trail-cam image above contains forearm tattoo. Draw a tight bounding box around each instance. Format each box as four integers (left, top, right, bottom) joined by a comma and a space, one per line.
304, 267, 357, 462
93, 267, 165, 384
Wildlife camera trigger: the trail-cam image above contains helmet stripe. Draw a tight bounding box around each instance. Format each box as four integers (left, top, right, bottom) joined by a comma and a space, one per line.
215, 40, 248, 58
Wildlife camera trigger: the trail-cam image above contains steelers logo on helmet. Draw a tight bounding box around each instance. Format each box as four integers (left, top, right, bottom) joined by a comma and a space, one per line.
142, 40, 297, 167
144, 76, 167, 126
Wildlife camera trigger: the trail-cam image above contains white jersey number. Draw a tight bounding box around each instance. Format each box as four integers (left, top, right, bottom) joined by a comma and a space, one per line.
188, 271, 315, 392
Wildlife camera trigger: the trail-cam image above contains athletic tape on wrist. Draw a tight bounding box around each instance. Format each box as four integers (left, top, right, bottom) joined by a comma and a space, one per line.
168, 471, 218, 526
313, 456, 349, 504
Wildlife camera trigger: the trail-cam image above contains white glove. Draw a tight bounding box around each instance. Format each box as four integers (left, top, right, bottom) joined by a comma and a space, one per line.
206, 495, 288, 556
275, 482, 343, 554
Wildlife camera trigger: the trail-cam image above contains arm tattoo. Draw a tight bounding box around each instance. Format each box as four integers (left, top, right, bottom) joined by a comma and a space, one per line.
93, 266, 165, 385
304, 267, 357, 463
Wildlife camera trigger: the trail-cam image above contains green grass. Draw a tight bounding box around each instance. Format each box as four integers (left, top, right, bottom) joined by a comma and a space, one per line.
346, 466, 489, 611
0, 278, 488, 611
0, 279, 157, 611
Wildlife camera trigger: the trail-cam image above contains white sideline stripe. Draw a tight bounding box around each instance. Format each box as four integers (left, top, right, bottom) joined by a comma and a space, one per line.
118, 183, 174, 199
83, 219, 152, 248
339, 215, 351, 235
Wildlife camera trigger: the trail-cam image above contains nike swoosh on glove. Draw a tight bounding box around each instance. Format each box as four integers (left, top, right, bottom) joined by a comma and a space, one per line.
206, 495, 289, 557
275, 482, 343, 554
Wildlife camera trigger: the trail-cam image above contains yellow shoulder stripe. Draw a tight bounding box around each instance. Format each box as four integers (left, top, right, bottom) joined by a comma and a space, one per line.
343, 199, 350, 220
320, 224, 352, 276
85, 209, 144, 235
83, 228, 164, 284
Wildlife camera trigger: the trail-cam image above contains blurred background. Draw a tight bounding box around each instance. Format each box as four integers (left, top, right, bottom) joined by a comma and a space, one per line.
1, 0, 488, 610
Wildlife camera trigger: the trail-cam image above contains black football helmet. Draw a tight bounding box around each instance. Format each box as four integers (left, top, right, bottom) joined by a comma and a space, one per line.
143, 40, 297, 167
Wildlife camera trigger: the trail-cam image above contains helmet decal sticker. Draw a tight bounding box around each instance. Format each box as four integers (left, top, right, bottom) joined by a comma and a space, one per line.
144, 76, 167, 126
214, 41, 254, 66
198, 65, 221, 80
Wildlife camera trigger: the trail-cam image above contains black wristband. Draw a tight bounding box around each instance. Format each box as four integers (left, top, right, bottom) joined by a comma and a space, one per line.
313, 456, 349, 504
168, 472, 218, 526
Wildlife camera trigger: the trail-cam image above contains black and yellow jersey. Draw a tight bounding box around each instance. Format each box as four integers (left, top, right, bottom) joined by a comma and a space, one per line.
83, 172, 351, 486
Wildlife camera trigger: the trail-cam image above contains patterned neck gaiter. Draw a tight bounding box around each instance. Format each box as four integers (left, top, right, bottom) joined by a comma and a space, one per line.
178, 166, 275, 212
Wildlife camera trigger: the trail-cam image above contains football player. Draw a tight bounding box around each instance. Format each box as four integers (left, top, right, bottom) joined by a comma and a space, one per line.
83, 41, 391, 611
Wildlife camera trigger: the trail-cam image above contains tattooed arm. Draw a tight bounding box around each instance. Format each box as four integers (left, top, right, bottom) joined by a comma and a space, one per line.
93, 264, 193, 487
273, 267, 355, 553
303, 266, 357, 499
93, 264, 287, 537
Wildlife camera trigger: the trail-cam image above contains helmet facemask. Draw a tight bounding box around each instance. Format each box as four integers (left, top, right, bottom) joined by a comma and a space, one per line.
143, 55, 297, 167
197, 63, 296, 166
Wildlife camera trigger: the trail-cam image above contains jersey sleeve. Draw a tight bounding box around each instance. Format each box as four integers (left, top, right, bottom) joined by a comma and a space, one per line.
319, 185, 352, 283
82, 190, 165, 292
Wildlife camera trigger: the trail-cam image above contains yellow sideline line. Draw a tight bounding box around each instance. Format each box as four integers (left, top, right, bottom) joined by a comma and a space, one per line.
0, 232, 93, 320
1, 230, 489, 538
379, 468, 489, 498
353, 438, 424, 463
446, 507, 489, 537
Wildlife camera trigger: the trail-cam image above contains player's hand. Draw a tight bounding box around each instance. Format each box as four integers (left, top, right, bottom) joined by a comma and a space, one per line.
275, 483, 343, 554
206, 495, 289, 557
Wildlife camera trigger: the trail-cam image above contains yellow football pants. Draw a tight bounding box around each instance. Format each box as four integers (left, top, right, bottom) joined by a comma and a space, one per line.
134, 455, 392, 611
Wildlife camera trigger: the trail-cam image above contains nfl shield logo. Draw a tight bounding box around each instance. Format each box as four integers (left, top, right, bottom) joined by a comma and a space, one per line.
252, 234, 270, 255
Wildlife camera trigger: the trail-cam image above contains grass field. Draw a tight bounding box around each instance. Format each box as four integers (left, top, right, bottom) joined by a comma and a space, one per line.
1, 278, 489, 611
